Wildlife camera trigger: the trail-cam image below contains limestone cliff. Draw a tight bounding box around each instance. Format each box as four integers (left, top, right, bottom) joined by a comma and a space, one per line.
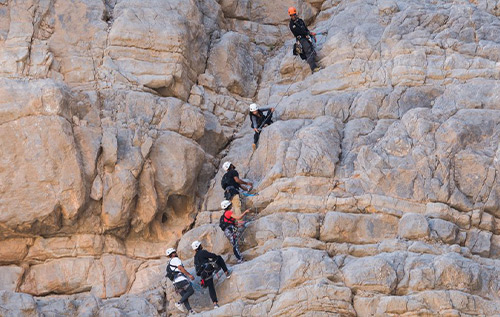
0, 0, 499, 316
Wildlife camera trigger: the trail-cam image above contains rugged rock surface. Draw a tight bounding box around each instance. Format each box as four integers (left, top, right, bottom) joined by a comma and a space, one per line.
1, 0, 500, 316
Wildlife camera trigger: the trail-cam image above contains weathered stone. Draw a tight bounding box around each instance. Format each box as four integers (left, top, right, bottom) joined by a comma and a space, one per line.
398, 213, 430, 240
0, 238, 32, 264
128, 261, 164, 294
36, 298, 77, 316
132, 161, 158, 232
0, 290, 37, 317
0, 266, 23, 291
90, 175, 103, 201
342, 255, 398, 294
269, 279, 355, 316
465, 229, 492, 257
0, 115, 86, 231
26, 235, 105, 261
99, 255, 141, 298
101, 129, 117, 172
219, 0, 318, 25
429, 219, 460, 244
20, 258, 96, 296
106, 0, 210, 100
101, 168, 138, 230
206, 32, 262, 97
320, 212, 399, 244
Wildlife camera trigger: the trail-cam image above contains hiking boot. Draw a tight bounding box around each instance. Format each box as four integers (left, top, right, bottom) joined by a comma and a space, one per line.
252, 143, 256, 151
237, 258, 244, 264
175, 302, 186, 312
313, 67, 321, 73
225, 269, 232, 279
189, 309, 197, 315
214, 304, 220, 309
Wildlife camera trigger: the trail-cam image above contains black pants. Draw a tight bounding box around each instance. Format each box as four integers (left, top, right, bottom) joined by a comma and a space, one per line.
174, 280, 194, 311
299, 38, 317, 71
253, 113, 273, 145
214, 255, 229, 273
203, 256, 228, 303
204, 277, 218, 303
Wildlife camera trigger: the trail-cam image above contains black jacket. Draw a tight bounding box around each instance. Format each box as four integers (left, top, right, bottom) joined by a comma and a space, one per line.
250, 108, 271, 129
194, 249, 218, 271
289, 18, 310, 38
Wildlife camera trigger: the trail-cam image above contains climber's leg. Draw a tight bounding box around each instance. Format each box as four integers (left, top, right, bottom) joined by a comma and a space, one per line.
300, 38, 317, 71
204, 277, 218, 303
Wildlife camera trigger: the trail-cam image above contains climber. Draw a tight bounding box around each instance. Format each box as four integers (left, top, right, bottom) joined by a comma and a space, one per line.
288, 6, 320, 72
221, 161, 253, 217
166, 248, 196, 314
249, 103, 274, 151
220, 200, 250, 263
192, 241, 232, 309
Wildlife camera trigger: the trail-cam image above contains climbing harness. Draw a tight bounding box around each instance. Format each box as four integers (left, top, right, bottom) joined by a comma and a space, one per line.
234, 214, 256, 245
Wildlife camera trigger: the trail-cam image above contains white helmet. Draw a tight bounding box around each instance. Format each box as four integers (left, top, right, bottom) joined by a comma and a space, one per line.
191, 241, 201, 250
166, 248, 176, 256
249, 103, 258, 112
222, 161, 232, 171
221, 200, 232, 210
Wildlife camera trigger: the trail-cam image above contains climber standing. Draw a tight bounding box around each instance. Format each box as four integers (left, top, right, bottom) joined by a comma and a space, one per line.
166, 248, 196, 314
192, 241, 232, 309
249, 103, 274, 151
221, 161, 253, 217
288, 7, 319, 72
220, 200, 250, 263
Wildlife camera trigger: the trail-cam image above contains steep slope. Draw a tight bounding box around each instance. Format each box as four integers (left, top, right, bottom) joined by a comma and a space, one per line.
0, 0, 499, 316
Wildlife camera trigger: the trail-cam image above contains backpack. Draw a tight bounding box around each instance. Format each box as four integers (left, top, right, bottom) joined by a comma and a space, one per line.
293, 42, 307, 60
219, 212, 234, 231
166, 262, 178, 281
221, 172, 232, 190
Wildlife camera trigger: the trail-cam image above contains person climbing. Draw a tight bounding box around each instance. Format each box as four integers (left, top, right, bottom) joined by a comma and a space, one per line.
221, 161, 253, 217
288, 6, 320, 72
192, 241, 232, 309
249, 103, 274, 151
166, 248, 196, 315
220, 200, 250, 263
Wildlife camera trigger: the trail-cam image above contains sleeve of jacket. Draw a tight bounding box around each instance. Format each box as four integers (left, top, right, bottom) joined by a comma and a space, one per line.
202, 249, 218, 260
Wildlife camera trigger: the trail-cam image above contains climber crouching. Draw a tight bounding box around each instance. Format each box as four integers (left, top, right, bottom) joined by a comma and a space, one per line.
249, 103, 274, 151
289, 6, 320, 72
192, 241, 232, 309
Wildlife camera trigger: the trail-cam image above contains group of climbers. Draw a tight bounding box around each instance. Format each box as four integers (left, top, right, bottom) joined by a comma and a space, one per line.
165, 7, 318, 314
220, 162, 253, 262
166, 242, 231, 314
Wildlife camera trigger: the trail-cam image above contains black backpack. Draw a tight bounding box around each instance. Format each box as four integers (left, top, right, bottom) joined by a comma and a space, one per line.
166, 262, 178, 281
221, 172, 231, 190
195, 261, 218, 279
219, 212, 234, 231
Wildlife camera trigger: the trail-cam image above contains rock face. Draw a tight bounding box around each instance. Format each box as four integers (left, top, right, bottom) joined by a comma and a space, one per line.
1, 0, 500, 316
